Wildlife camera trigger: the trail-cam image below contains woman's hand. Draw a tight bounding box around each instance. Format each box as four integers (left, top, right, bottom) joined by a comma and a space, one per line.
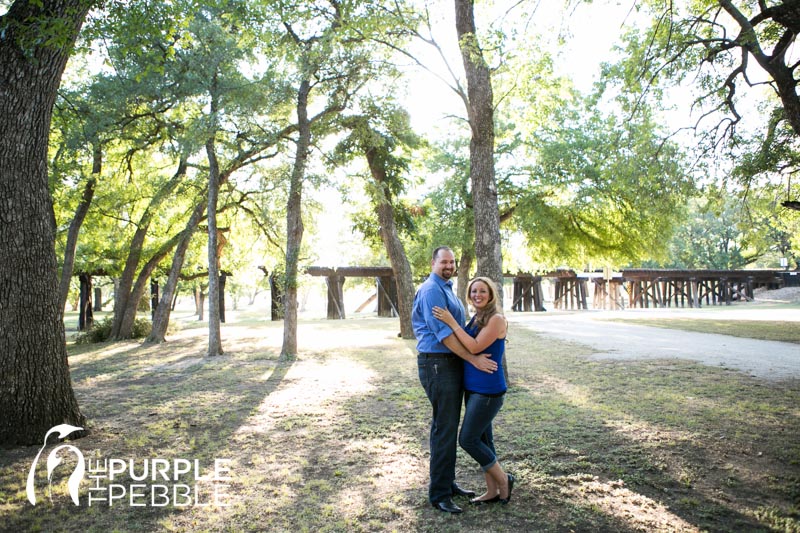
432, 306, 458, 328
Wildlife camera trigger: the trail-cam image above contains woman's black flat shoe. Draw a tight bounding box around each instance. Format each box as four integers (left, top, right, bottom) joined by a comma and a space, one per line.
499, 474, 515, 504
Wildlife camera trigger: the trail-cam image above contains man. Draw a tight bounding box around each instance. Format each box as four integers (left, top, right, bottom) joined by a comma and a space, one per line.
412, 246, 498, 514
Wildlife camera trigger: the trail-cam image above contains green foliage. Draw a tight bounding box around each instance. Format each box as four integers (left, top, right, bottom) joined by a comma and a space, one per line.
329, 101, 425, 266
400, 138, 474, 275
661, 180, 799, 269
41, 0, 800, 307
74, 316, 152, 344
601, 1, 799, 240
733, 107, 800, 184
511, 99, 693, 268
666, 192, 749, 269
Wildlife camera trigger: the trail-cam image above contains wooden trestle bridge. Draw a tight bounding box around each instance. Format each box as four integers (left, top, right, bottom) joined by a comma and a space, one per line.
304, 267, 787, 320
87, 266, 782, 330
304, 266, 787, 320
510, 269, 785, 311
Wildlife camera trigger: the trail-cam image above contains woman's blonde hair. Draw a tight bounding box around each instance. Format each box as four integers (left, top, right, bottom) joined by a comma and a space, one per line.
467, 276, 503, 329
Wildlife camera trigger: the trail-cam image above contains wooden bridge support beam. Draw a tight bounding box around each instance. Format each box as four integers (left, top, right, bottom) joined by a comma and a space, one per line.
326, 275, 346, 320
377, 276, 398, 317
554, 277, 588, 310
78, 273, 94, 331
511, 275, 545, 312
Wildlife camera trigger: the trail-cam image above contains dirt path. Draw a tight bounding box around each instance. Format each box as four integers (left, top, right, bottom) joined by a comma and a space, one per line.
511, 306, 800, 381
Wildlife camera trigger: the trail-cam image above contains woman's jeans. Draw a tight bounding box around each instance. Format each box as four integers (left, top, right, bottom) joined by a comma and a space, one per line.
459, 391, 505, 470
418, 353, 463, 504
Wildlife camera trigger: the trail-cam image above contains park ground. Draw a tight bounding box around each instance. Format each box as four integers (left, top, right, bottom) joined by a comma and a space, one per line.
0, 288, 798, 532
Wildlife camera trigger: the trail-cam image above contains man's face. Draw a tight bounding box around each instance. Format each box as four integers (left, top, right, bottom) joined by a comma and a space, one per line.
432, 250, 456, 280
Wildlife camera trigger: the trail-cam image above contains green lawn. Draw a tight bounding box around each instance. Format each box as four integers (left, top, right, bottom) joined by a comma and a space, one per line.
1, 313, 798, 532
605, 318, 800, 344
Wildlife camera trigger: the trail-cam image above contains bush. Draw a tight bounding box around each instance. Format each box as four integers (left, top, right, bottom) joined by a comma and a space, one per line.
75, 317, 153, 344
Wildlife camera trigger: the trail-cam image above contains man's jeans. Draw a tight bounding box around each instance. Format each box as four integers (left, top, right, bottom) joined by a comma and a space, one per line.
459, 391, 505, 470
418, 353, 463, 504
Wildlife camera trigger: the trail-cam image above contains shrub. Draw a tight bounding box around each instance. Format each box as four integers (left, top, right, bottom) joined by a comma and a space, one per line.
75, 317, 153, 344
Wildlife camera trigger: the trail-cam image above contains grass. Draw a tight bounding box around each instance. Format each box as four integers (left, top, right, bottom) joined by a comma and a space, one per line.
605, 318, 800, 344
1, 307, 799, 532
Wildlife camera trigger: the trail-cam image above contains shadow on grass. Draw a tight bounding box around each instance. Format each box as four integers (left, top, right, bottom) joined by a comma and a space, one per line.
0, 330, 296, 533
1, 315, 798, 532
322, 320, 797, 532
497, 322, 800, 533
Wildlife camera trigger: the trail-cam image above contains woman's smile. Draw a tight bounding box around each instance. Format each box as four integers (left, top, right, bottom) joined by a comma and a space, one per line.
469, 282, 491, 308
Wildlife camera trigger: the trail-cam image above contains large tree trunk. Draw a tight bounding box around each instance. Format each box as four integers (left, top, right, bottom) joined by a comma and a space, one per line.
280, 78, 311, 360
145, 196, 207, 344
58, 145, 99, 313
0, 0, 91, 446
364, 148, 415, 339
206, 131, 223, 357
454, 0, 503, 302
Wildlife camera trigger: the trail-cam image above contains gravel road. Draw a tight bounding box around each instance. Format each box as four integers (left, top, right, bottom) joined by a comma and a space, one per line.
510, 304, 800, 381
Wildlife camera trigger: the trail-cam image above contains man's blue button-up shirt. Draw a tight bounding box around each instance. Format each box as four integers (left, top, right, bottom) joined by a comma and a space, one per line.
412, 273, 466, 353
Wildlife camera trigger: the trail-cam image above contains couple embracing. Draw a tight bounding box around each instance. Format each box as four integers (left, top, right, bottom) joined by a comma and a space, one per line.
412, 246, 514, 514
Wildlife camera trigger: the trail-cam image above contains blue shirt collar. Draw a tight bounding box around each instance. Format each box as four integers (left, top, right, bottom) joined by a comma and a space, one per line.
431, 272, 453, 288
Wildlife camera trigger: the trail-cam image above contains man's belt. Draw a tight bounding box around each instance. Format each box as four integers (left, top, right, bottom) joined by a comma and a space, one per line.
418, 352, 457, 359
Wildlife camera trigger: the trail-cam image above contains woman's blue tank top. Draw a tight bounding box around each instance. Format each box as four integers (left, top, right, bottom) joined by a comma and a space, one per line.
463, 315, 507, 394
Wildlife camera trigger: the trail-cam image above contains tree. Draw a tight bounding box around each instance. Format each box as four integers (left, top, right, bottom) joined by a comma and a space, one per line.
281, 73, 311, 359
147, 194, 208, 343
335, 106, 421, 338
600, 1, 800, 263
454, 0, 503, 293
49, 0, 207, 340
611, 1, 800, 136
666, 183, 800, 269
55, 145, 99, 314
0, 0, 94, 445
273, 0, 399, 358
513, 100, 693, 268
110, 164, 186, 339
667, 192, 750, 269
606, 1, 800, 211
86, 0, 296, 346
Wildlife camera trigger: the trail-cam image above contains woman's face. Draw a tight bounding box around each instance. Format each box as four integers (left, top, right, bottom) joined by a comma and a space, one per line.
469, 281, 492, 309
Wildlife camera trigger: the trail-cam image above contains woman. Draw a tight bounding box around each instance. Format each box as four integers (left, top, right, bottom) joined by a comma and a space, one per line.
432, 276, 514, 504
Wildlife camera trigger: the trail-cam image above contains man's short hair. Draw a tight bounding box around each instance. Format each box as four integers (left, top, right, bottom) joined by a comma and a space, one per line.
432, 246, 453, 261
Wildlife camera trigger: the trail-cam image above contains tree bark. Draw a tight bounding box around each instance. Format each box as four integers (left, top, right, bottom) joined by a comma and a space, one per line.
718, 0, 800, 136
364, 147, 415, 338
145, 196, 207, 344
78, 273, 94, 331
117, 231, 183, 339
454, 0, 504, 302
58, 145, 99, 313
206, 133, 223, 357
457, 246, 474, 307
0, 0, 92, 445
281, 78, 311, 360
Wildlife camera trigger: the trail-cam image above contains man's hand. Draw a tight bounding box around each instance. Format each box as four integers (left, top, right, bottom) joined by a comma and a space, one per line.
471, 353, 497, 374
